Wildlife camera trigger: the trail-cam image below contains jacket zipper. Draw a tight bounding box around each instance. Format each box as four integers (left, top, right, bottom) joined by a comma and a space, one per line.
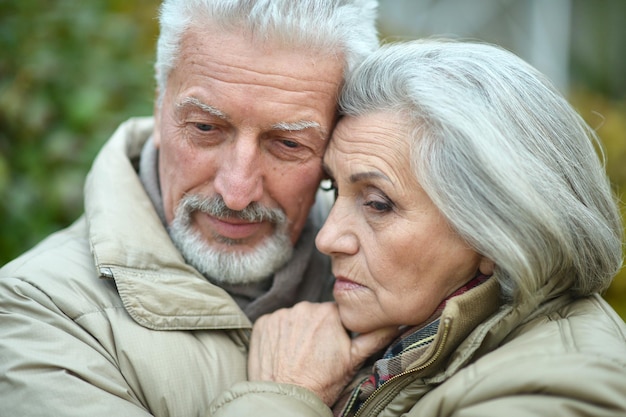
353, 317, 452, 417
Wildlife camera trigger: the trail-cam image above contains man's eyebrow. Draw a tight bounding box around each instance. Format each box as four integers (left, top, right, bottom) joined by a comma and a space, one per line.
176, 97, 228, 120
272, 120, 327, 138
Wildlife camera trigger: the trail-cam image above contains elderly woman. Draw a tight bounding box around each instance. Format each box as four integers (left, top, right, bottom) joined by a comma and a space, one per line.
209, 39, 626, 416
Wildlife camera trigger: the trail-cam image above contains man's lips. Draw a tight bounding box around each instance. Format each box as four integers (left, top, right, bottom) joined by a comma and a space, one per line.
205, 215, 266, 240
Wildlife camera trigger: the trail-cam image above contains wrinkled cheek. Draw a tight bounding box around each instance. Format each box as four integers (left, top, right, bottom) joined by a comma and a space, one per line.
285, 166, 325, 242
158, 148, 192, 224
335, 290, 375, 326
158, 169, 177, 224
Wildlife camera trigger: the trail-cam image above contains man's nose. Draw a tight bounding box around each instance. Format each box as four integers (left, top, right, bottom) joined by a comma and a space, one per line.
213, 138, 264, 212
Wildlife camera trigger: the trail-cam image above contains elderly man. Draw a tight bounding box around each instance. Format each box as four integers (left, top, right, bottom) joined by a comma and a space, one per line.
0, 1, 379, 416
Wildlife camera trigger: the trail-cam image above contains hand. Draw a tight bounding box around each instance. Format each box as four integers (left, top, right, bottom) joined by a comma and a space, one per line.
248, 301, 400, 406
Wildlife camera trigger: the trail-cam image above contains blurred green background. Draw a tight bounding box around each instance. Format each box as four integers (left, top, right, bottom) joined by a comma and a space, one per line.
0, 1, 159, 257
1, 1, 624, 318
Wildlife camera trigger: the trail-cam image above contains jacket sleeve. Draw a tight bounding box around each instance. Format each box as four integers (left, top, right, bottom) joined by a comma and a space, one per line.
0, 277, 153, 416
210, 381, 333, 417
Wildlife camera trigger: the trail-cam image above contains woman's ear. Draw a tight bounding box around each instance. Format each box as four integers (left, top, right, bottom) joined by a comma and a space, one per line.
479, 257, 496, 276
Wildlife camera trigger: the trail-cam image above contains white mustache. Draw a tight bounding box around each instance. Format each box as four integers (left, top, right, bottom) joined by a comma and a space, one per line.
177, 194, 287, 224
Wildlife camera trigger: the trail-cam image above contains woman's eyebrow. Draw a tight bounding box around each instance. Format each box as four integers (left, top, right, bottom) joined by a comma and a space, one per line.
322, 161, 391, 185
349, 171, 392, 184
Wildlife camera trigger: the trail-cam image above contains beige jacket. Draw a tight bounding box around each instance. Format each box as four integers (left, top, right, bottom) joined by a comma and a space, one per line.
0, 117, 331, 416
210, 278, 626, 416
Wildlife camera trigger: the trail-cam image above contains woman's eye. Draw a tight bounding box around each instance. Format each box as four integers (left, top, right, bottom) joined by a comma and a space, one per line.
364, 199, 392, 212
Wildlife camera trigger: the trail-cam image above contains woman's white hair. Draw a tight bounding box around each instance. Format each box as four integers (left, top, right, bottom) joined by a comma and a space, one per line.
155, 0, 379, 105
339, 39, 623, 304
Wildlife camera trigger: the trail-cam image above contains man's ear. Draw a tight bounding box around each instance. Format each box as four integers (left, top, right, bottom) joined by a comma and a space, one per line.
153, 87, 161, 148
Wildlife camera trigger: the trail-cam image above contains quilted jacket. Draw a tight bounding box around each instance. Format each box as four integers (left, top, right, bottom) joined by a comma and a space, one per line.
0, 117, 332, 416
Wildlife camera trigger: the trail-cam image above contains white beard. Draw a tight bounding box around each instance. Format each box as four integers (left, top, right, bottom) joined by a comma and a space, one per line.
168, 194, 293, 285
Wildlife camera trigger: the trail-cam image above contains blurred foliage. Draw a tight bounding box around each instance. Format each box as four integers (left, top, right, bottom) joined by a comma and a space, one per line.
0, 2, 625, 318
0, 1, 159, 257
571, 90, 626, 319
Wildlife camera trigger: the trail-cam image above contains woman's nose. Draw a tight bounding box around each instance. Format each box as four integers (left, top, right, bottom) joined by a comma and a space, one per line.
315, 199, 358, 256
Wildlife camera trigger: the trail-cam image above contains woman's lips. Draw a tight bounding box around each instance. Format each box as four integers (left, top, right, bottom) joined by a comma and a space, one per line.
333, 276, 365, 292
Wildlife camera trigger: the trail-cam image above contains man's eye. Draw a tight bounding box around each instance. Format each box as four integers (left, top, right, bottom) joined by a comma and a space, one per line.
195, 123, 215, 132
267, 137, 312, 162
281, 139, 299, 148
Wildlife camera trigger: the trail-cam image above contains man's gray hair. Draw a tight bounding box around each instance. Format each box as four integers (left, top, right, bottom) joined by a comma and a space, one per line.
155, 0, 379, 105
339, 39, 623, 304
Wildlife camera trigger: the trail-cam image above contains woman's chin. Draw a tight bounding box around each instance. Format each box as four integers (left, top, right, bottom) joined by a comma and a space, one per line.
337, 308, 373, 335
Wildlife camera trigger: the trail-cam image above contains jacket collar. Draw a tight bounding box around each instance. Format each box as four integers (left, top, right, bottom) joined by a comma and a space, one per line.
85, 117, 252, 330
411, 271, 576, 380
405, 277, 503, 378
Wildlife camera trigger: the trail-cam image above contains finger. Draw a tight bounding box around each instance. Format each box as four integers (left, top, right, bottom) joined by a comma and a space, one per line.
350, 326, 401, 367
248, 321, 262, 379
249, 315, 275, 380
